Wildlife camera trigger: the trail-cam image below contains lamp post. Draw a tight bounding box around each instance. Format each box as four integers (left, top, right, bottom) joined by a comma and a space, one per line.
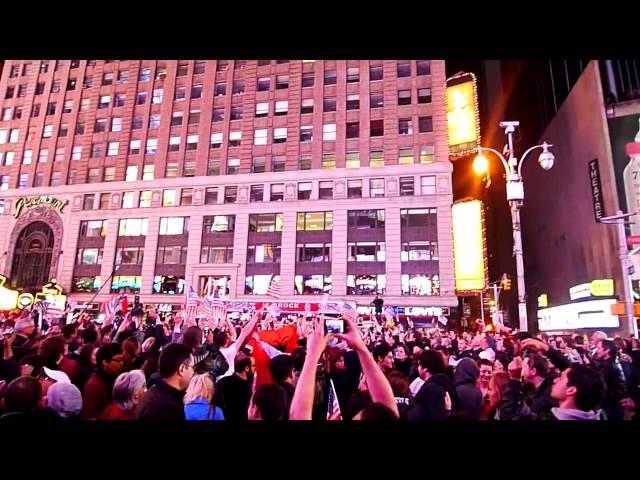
473, 121, 555, 331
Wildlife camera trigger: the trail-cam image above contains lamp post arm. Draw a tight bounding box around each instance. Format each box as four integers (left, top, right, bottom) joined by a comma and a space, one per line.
517, 143, 553, 178
477, 146, 511, 178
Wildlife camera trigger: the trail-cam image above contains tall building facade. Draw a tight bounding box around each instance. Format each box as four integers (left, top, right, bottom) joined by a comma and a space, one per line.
0, 60, 456, 320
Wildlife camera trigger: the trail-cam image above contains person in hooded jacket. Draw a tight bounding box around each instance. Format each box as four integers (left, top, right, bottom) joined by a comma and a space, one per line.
550, 364, 605, 420
406, 350, 457, 420
454, 357, 483, 419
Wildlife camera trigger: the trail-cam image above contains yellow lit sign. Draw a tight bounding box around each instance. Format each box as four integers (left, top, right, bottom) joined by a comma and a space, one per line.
452, 199, 487, 294
446, 72, 480, 157
18, 293, 34, 309
13, 196, 67, 219
538, 294, 548, 308
0, 275, 19, 310
591, 279, 614, 297
35, 278, 66, 312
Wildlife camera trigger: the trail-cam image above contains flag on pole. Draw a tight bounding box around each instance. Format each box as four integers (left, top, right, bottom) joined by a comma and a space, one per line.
185, 284, 202, 321
339, 303, 358, 323
200, 298, 228, 321
102, 295, 127, 322
266, 276, 282, 299
327, 379, 342, 420
437, 315, 448, 326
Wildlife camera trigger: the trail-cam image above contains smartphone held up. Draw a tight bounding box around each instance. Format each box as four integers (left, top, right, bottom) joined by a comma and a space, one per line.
324, 318, 345, 335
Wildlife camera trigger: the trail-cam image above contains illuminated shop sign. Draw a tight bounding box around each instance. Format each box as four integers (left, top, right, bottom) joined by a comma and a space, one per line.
13, 196, 68, 218
538, 299, 619, 331
452, 199, 487, 294
446, 72, 480, 157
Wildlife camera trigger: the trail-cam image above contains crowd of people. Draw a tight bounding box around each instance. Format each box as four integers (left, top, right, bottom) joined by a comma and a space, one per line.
1, 305, 639, 421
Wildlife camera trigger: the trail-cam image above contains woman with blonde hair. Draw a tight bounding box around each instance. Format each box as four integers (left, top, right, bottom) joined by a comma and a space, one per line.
184, 374, 224, 420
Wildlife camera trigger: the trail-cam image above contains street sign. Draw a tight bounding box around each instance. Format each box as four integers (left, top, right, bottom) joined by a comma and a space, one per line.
589, 159, 606, 221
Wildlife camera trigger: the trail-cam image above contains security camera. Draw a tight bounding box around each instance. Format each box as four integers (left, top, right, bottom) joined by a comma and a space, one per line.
538, 142, 555, 170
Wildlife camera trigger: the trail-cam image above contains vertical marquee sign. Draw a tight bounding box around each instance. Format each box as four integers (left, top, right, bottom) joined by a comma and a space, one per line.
588, 159, 605, 222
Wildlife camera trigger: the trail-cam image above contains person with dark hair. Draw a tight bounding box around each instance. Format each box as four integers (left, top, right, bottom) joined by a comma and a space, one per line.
550, 364, 605, 420
0, 331, 20, 384
499, 353, 557, 420
37, 335, 73, 385
182, 326, 228, 381
355, 402, 399, 420
480, 372, 509, 420
454, 358, 483, 419
393, 345, 412, 377
79, 326, 98, 350
248, 383, 286, 420
0, 376, 60, 422
387, 370, 412, 418
556, 336, 582, 364
269, 354, 295, 419
592, 339, 628, 420
72, 343, 95, 391
136, 343, 194, 420
12, 316, 38, 361
405, 350, 457, 420
216, 350, 255, 420
81, 343, 124, 419
477, 358, 494, 400
372, 343, 394, 374
62, 323, 80, 355
121, 336, 140, 372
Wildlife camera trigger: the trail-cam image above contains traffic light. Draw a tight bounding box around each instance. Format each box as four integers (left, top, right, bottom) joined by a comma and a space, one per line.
502, 274, 512, 291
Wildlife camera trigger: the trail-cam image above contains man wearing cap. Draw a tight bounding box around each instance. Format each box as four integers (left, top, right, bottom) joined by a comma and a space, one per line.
46, 382, 83, 420
12, 315, 39, 362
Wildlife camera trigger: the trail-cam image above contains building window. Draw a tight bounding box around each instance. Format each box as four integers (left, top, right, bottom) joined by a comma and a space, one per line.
302, 72, 314, 87
254, 129, 268, 145
136, 92, 147, 105
191, 84, 203, 99
214, 82, 226, 96
252, 157, 266, 173
132, 116, 144, 130
212, 108, 225, 122
419, 116, 433, 133
300, 126, 313, 143
8, 129, 19, 143
399, 118, 412, 135
318, 181, 333, 199
402, 274, 440, 296
420, 176, 436, 195
417, 60, 431, 76
345, 152, 360, 169
296, 211, 333, 231
299, 155, 312, 170
370, 65, 383, 81
139, 67, 151, 82
227, 158, 240, 175
346, 66, 359, 82
256, 102, 269, 117
348, 210, 385, 229
370, 119, 384, 136
151, 276, 186, 295
276, 75, 289, 89
63, 100, 73, 113
323, 97, 336, 112
165, 161, 178, 178
301, 98, 313, 114
418, 88, 432, 104
224, 186, 238, 204
348, 242, 385, 262
54, 148, 64, 163
162, 190, 177, 207
126, 166, 138, 182
94, 119, 106, 133
156, 247, 188, 265
246, 184, 263, 203
171, 111, 183, 126
111, 117, 122, 132
294, 275, 332, 295
146, 138, 158, 154
180, 188, 193, 206
346, 122, 359, 139
229, 131, 241, 147
270, 183, 284, 201
177, 61, 189, 76
230, 106, 243, 120
399, 177, 415, 196
347, 179, 362, 198
200, 246, 233, 264
322, 153, 336, 170
189, 109, 202, 125
244, 275, 281, 295
275, 100, 288, 116
324, 70, 337, 86
5, 86, 15, 99
323, 124, 336, 141
38, 149, 49, 163
107, 142, 119, 156
76, 248, 103, 266
203, 215, 235, 233
150, 113, 161, 129
210, 133, 223, 149
72, 145, 83, 160
297, 182, 312, 200
231, 80, 245, 96
115, 247, 144, 266
167, 136, 181, 152
397, 61, 411, 77
18, 85, 28, 97
83, 194, 95, 211
272, 156, 286, 172
347, 274, 386, 296
104, 167, 116, 182
370, 178, 385, 197
142, 164, 154, 180
35, 82, 45, 95
399, 148, 414, 165
183, 160, 196, 177
67, 170, 78, 185
205, 187, 219, 205
398, 89, 412, 105
207, 159, 220, 176
401, 241, 438, 261
102, 72, 114, 86
273, 128, 287, 144
110, 275, 142, 294
174, 87, 186, 101
186, 135, 199, 151
58, 124, 68, 137
346, 94, 360, 110
129, 140, 141, 155
249, 213, 283, 232
0, 175, 9, 191
121, 191, 135, 208
31, 104, 41, 117
246, 245, 281, 264
257, 77, 270, 91
159, 217, 189, 235
99, 193, 111, 209
80, 220, 108, 238
117, 70, 129, 84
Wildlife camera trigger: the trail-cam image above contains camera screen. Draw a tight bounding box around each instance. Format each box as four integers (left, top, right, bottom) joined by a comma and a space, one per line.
325, 319, 345, 334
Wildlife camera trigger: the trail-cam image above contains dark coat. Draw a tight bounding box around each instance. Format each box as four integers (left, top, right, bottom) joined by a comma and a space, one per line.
135, 379, 185, 420
499, 374, 557, 420
454, 358, 483, 419
405, 374, 458, 420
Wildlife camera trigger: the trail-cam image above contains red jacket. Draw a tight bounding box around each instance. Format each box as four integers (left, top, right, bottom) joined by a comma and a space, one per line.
81, 372, 111, 419
100, 402, 136, 420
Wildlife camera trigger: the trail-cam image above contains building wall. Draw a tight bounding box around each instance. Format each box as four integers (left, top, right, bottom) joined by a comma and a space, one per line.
0, 60, 457, 313
521, 60, 623, 331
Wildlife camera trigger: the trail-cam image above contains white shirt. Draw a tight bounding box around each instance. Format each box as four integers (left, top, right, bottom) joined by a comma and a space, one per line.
409, 377, 425, 398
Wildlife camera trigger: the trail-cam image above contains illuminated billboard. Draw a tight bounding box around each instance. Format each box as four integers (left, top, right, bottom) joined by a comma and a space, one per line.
446, 72, 480, 157
0, 275, 18, 310
537, 299, 619, 331
452, 199, 487, 294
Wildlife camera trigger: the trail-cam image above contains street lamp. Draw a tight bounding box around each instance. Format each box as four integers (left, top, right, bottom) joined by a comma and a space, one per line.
474, 121, 555, 332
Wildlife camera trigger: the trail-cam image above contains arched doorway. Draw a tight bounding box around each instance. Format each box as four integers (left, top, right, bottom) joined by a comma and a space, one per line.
10, 221, 55, 289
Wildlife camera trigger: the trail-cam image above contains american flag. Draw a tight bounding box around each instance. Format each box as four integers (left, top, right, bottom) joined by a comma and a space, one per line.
339, 302, 358, 322
327, 379, 342, 420
266, 276, 282, 299
200, 298, 228, 321
384, 307, 396, 324
34, 301, 64, 323
185, 284, 202, 321
102, 295, 126, 321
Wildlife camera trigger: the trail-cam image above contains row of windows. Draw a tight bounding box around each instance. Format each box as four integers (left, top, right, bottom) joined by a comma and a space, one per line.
73, 271, 440, 297
4, 60, 432, 100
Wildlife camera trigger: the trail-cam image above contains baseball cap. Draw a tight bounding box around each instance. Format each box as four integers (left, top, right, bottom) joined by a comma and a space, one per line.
46, 382, 83, 418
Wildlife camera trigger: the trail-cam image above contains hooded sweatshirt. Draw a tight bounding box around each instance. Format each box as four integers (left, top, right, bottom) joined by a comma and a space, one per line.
551, 407, 601, 420
454, 358, 483, 419
405, 373, 458, 420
